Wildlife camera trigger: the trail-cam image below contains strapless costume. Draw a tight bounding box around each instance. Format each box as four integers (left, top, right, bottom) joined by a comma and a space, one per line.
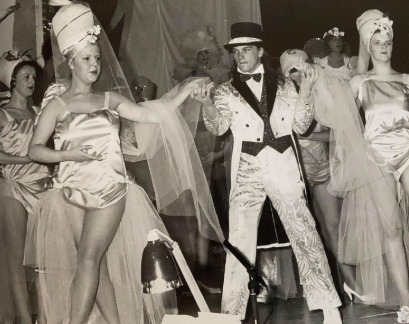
297, 122, 330, 185
298, 57, 354, 186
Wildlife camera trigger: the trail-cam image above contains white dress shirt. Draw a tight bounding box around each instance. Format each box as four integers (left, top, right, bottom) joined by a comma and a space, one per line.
237, 64, 265, 101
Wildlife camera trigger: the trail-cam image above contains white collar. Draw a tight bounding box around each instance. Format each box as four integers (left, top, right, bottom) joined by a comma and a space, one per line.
237, 64, 264, 75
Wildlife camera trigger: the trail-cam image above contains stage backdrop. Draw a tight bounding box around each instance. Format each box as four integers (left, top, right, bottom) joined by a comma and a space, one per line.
113, 0, 261, 97
0, 0, 43, 64
0, 0, 15, 57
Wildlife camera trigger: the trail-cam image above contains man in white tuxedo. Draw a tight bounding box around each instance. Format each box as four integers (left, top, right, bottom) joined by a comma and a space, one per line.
193, 22, 342, 323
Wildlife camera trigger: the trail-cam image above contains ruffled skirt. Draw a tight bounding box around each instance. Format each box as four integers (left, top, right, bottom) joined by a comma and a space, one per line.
338, 175, 409, 307
25, 181, 177, 324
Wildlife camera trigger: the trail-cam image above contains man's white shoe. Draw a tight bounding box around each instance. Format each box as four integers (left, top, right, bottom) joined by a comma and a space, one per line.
323, 308, 342, 324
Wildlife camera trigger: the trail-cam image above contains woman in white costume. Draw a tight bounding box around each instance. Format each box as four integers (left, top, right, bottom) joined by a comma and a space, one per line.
28, 3, 222, 324
0, 51, 50, 324
346, 9, 409, 322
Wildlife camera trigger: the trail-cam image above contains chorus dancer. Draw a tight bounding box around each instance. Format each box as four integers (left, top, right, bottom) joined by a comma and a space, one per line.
344, 9, 409, 322
194, 22, 342, 323
317, 27, 357, 80
27, 3, 222, 324
0, 50, 51, 324
172, 26, 231, 294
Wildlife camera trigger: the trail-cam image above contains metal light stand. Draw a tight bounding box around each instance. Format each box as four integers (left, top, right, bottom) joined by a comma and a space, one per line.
223, 240, 268, 324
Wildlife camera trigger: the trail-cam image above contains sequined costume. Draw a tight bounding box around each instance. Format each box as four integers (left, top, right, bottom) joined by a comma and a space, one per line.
203, 66, 341, 319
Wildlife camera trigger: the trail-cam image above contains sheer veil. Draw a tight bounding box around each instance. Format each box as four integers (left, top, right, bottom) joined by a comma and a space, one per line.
312, 67, 404, 305
46, 2, 223, 242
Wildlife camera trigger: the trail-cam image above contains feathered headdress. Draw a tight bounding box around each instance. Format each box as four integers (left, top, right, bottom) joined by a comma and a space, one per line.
180, 26, 222, 68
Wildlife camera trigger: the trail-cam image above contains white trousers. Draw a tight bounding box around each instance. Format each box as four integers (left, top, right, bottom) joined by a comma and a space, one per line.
221, 146, 341, 319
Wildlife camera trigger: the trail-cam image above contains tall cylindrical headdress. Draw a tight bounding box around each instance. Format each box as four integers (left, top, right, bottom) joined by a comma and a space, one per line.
356, 9, 393, 73
52, 3, 101, 57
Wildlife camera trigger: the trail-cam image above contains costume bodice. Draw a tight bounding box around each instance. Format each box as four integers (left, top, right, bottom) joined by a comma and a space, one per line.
361, 79, 409, 136
0, 108, 51, 212
53, 93, 128, 209
318, 56, 353, 81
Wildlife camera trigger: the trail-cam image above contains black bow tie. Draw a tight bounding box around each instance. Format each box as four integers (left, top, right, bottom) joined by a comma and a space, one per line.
239, 72, 262, 83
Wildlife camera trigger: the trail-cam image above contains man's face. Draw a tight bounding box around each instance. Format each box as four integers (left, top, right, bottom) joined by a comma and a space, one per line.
232, 45, 263, 73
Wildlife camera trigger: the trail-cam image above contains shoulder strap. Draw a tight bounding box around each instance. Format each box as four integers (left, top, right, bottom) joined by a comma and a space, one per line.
0, 109, 13, 121
357, 77, 370, 103
104, 92, 110, 109
31, 105, 41, 115
55, 96, 69, 110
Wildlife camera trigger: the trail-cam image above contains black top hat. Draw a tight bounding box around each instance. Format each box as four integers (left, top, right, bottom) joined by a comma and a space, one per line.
224, 22, 263, 51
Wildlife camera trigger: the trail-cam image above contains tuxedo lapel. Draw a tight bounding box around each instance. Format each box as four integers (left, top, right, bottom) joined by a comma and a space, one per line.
231, 69, 262, 118
265, 70, 279, 117
231, 68, 279, 118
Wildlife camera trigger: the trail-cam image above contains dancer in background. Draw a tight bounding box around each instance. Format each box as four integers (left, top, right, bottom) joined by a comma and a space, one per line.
0, 4, 20, 107
27, 3, 222, 324
317, 27, 357, 80
194, 22, 342, 323
0, 50, 50, 324
172, 27, 231, 294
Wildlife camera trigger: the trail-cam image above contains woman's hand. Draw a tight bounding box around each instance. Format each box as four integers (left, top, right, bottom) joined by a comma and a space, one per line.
64, 145, 102, 162
379, 118, 409, 133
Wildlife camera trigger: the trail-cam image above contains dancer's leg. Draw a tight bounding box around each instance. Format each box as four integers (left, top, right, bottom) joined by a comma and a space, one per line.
312, 182, 355, 287
69, 197, 125, 324
385, 169, 409, 305
2, 197, 32, 323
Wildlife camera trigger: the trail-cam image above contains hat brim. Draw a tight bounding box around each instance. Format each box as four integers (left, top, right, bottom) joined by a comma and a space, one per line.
224, 41, 263, 51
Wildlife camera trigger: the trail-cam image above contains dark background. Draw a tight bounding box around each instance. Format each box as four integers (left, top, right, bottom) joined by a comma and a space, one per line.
259, 0, 409, 71
85, 0, 409, 72
40, 0, 409, 76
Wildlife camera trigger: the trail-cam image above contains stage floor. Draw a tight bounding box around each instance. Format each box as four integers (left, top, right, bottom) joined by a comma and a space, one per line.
178, 291, 399, 323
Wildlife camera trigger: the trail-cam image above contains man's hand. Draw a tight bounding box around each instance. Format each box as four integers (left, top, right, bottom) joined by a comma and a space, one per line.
299, 60, 318, 94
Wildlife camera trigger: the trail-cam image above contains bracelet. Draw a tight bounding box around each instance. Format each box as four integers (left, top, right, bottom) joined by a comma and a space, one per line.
135, 85, 147, 92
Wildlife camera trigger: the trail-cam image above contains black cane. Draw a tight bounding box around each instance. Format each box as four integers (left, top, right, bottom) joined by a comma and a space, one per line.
223, 240, 268, 324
